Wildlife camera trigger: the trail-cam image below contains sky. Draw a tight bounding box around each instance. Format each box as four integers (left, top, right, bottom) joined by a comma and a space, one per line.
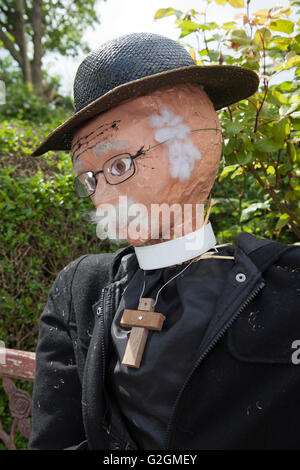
44, 0, 291, 96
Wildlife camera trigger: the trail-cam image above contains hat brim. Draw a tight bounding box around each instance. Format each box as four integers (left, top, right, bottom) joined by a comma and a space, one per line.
32, 65, 259, 156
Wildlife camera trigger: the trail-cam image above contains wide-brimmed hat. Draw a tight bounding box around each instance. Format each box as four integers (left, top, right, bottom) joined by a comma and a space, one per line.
32, 32, 259, 156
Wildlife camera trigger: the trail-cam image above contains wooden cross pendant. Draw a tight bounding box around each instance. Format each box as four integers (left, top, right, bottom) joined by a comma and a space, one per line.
120, 298, 166, 369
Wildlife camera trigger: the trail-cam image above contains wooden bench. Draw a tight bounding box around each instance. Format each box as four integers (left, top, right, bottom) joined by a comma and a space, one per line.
0, 348, 35, 450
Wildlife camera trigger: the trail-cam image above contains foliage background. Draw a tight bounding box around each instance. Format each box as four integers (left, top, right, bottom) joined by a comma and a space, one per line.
154, 0, 300, 243
0, 0, 299, 450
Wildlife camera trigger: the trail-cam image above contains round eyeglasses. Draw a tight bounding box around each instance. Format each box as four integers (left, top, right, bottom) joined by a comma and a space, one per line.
73, 127, 222, 198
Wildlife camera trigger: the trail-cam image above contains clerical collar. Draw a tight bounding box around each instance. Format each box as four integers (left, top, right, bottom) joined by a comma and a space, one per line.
134, 222, 216, 270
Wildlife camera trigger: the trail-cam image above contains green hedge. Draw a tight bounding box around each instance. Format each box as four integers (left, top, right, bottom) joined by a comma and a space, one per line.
0, 120, 122, 449
0, 121, 121, 352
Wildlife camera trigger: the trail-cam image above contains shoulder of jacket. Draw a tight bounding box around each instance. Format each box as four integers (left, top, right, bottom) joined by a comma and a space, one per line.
47, 254, 115, 326
49, 253, 111, 294
237, 231, 300, 269
58, 252, 114, 286
276, 243, 300, 268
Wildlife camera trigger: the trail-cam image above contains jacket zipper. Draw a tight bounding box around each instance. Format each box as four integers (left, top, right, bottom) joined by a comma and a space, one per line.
98, 285, 112, 438
99, 287, 107, 383
163, 278, 266, 449
100, 283, 136, 449
99, 284, 116, 380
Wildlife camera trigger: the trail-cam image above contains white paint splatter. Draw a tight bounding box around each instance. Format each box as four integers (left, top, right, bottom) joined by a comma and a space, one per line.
149, 106, 202, 181
92, 140, 130, 157
72, 159, 83, 173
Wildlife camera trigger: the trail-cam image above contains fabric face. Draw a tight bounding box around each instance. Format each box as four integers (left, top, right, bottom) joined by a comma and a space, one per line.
71, 83, 222, 246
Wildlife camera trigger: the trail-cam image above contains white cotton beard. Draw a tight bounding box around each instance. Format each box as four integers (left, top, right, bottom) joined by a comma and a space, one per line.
149, 106, 202, 181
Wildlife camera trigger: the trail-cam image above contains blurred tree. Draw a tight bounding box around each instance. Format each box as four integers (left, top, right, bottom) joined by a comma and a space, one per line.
0, 0, 104, 96
0, 55, 74, 122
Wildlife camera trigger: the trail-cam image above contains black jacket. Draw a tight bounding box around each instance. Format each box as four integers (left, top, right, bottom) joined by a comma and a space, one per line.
28, 232, 300, 450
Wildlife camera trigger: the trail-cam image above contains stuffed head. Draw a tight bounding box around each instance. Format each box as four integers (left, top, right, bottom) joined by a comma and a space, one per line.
71, 83, 222, 245
32, 32, 259, 247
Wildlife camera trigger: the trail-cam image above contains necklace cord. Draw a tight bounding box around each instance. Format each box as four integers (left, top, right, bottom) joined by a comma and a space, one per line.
139, 260, 196, 306
138, 242, 234, 306
153, 263, 193, 306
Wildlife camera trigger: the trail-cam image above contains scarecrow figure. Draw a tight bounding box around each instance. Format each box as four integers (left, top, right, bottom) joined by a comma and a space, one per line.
29, 33, 300, 450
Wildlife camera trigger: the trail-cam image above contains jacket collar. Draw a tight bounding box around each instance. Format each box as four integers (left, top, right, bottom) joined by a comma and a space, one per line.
235, 231, 275, 257
110, 231, 270, 282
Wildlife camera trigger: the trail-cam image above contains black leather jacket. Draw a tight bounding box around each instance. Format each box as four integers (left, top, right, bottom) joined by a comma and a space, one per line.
28, 232, 300, 450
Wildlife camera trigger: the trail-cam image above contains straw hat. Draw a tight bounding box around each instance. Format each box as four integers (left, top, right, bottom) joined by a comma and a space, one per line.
32, 32, 259, 156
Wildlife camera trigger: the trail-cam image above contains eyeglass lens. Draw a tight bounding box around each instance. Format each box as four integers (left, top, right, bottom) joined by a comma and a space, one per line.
74, 171, 97, 198
103, 153, 134, 184
74, 154, 135, 198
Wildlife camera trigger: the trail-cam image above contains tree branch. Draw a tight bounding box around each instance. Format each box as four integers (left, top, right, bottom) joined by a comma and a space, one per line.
0, 6, 14, 34
0, 27, 22, 65
214, 178, 239, 213
247, 163, 300, 239
28, 0, 44, 94
15, 0, 32, 83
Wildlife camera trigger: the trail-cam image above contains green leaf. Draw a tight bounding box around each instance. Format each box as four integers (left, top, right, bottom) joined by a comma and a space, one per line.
243, 59, 260, 71
219, 164, 239, 181
230, 167, 244, 179
254, 27, 272, 47
273, 37, 293, 51
226, 121, 244, 134
277, 81, 293, 92
178, 20, 200, 37
237, 150, 253, 164
286, 55, 300, 69
228, 0, 245, 7
269, 19, 294, 34
269, 117, 291, 144
259, 103, 279, 120
275, 213, 290, 230
154, 8, 179, 19
214, 0, 227, 5
290, 177, 299, 188
224, 151, 238, 165
241, 202, 270, 222
229, 29, 251, 45
255, 137, 283, 152
266, 166, 276, 175
279, 102, 299, 117
288, 142, 297, 162
271, 90, 288, 105
207, 50, 220, 61
222, 21, 237, 31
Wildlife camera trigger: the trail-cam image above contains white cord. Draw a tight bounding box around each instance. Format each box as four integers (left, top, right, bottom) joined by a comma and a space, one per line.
138, 243, 233, 307
139, 262, 193, 307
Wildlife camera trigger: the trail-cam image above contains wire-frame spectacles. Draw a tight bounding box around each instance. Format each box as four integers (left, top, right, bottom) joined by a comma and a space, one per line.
73, 127, 222, 198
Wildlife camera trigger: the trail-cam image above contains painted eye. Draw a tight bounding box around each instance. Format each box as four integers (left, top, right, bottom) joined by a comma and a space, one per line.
110, 157, 132, 176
